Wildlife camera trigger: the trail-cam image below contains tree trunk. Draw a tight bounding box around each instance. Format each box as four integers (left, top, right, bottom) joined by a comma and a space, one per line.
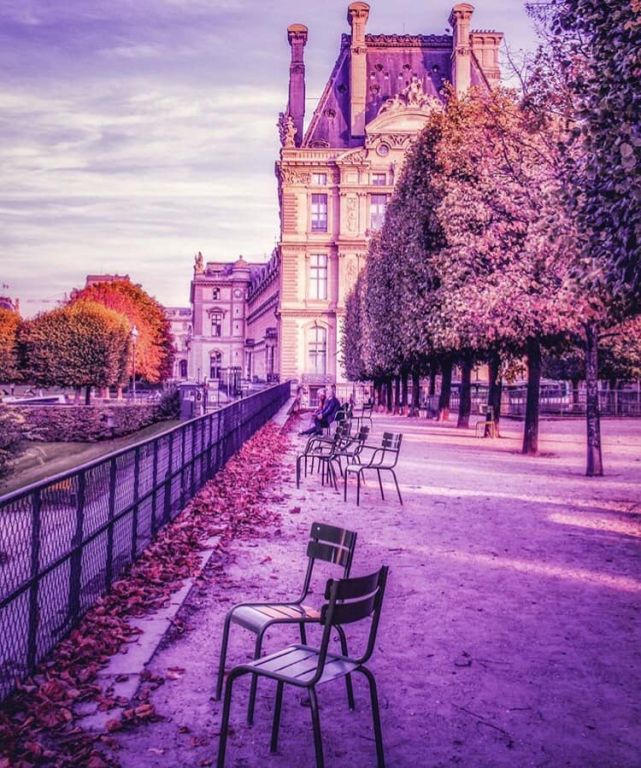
429, 369, 437, 396
457, 357, 473, 428
393, 376, 400, 414
585, 322, 603, 476
374, 380, 381, 409
438, 360, 452, 421
571, 378, 580, 409
486, 350, 502, 437
522, 338, 541, 455
410, 370, 420, 416
84, 385, 91, 406
386, 378, 393, 413
401, 371, 408, 415
74, 387, 81, 404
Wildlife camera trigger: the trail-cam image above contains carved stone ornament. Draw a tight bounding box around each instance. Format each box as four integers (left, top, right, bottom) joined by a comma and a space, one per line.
194, 250, 204, 274
277, 112, 297, 147
339, 148, 367, 165
279, 166, 311, 185
346, 196, 358, 233
378, 76, 442, 115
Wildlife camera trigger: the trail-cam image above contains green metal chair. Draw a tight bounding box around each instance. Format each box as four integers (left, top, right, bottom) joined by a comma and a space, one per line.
214, 522, 358, 724
344, 432, 403, 506
216, 566, 389, 768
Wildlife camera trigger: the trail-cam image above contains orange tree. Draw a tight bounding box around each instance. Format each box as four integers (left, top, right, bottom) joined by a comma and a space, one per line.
0, 308, 21, 383
19, 301, 130, 403
71, 280, 174, 384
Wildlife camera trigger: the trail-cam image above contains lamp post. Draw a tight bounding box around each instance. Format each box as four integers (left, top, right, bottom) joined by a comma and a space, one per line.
131, 324, 139, 401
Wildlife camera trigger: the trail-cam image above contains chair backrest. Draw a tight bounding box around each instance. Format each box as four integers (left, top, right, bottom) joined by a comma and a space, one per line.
382, 432, 402, 451
316, 566, 389, 670
356, 426, 370, 444
300, 522, 357, 597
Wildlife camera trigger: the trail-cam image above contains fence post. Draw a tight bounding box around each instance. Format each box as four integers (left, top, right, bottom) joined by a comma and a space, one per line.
151, 440, 159, 535
105, 457, 117, 590
26, 489, 42, 670
164, 431, 174, 524
131, 447, 140, 560
68, 471, 86, 623
180, 427, 187, 509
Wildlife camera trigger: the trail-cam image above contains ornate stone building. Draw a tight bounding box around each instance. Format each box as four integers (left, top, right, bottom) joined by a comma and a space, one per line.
190, 3, 502, 397
165, 306, 192, 380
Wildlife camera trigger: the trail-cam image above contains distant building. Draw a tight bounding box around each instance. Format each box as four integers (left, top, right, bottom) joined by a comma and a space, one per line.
85, 274, 131, 287
189, 3, 503, 398
165, 306, 192, 380
0, 296, 19, 313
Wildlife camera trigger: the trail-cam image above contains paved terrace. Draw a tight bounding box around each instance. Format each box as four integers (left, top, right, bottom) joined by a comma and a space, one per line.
108, 413, 641, 768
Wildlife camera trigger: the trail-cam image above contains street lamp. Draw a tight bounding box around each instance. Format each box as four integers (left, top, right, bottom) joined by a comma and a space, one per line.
131, 325, 139, 401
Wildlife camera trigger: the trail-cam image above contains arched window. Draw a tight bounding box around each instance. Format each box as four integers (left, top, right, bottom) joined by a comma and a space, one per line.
308, 324, 327, 374
210, 351, 222, 379
179, 359, 188, 378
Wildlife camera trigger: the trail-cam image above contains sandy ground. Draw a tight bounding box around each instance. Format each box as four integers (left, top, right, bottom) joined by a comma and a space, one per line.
107, 414, 641, 768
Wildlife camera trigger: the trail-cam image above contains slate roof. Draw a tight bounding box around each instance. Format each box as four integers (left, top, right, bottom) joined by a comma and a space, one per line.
303, 32, 492, 149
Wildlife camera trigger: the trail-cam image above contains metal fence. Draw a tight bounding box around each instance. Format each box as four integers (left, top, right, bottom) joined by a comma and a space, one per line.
0, 382, 290, 701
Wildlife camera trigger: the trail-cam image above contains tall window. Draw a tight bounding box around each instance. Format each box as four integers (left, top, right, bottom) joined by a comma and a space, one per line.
308, 324, 327, 374
210, 351, 222, 379
372, 173, 387, 186
370, 194, 388, 230
211, 312, 222, 337
212, 287, 220, 300
312, 172, 327, 186
311, 193, 328, 232
179, 360, 188, 378
309, 254, 328, 300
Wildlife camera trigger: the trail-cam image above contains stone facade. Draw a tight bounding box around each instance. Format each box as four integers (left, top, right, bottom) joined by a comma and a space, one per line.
166, 306, 192, 380
189, 3, 503, 395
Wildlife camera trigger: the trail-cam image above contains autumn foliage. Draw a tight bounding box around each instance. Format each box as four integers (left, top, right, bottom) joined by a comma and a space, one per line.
18, 301, 130, 402
71, 280, 174, 384
0, 308, 21, 383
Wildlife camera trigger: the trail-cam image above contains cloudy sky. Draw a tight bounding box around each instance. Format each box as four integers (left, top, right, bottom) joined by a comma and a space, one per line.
0, 0, 539, 316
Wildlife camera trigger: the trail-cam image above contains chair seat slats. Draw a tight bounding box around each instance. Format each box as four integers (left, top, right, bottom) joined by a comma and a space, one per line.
232, 603, 320, 632
246, 645, 358, 685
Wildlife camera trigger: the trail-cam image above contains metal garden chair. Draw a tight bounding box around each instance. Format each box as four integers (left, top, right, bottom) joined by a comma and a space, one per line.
344, 432, 403, 506
216, 566, 389, 768
296, 420, 351, 488
353, 402, 374, 431
214, 522, 358, 724
330, 425, 370, 478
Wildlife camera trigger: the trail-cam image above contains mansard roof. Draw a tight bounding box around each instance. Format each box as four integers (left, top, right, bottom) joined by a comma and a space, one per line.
303, 31, 494, 149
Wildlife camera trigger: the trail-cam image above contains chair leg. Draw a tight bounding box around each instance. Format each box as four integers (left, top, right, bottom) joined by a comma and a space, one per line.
270, 681, 284, 753
357, 666, 386, 768
336, 625, 355, 711
299, 622, 308, 645
343, 470, 348, 502
376, 468, 385, 500
308, 687, 324, 768
215, 612, 234, 701
247, 631, 265, 725
296, 456, 302, 488
390, 469, 403, 505
216, 669, 244, 768
356, 471, 361, 507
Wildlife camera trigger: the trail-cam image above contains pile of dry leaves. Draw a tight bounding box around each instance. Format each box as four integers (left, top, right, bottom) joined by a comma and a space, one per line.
0, 421, 290, 768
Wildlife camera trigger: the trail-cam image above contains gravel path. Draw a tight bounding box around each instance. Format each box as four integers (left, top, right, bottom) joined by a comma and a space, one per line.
107, 414, 641, 768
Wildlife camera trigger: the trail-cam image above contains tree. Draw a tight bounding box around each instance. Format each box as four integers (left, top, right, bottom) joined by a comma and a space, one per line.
19, 301, 130, 403
0, 308, 21, 383
71, 280, 174, 384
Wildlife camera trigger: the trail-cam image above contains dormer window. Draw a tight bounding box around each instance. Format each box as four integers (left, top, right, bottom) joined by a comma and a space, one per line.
212, 287, 220, 300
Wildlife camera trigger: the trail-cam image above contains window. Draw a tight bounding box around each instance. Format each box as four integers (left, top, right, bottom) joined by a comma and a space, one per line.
211, 312, 222, 337
312, 172, 327, 186
372, 173, 386, 186
308, 324, 327, 374
210, 351, 222, 379
212, 287, 220, 300
309, 254, 328, 300
370, 194, 388, 230
311, 193, 328, 232
179, 360, 188, 378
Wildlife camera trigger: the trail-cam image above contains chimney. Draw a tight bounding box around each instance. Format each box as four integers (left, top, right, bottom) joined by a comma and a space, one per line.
287, 23, 308, 147
449, 3, 474, 97
347, 2, 370, 138
470, 31, 503, 88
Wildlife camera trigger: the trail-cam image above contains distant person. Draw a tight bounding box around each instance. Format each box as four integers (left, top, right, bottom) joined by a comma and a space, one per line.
300, 385, 341, 436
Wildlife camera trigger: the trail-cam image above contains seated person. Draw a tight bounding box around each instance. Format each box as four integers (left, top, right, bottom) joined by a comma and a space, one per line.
300, 386, 341, 436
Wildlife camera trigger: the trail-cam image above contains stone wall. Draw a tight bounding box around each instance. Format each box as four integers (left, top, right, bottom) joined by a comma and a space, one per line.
9, 404, 168, 443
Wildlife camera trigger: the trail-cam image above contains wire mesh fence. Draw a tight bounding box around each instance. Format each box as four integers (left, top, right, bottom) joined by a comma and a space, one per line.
0, 382, 290, 702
